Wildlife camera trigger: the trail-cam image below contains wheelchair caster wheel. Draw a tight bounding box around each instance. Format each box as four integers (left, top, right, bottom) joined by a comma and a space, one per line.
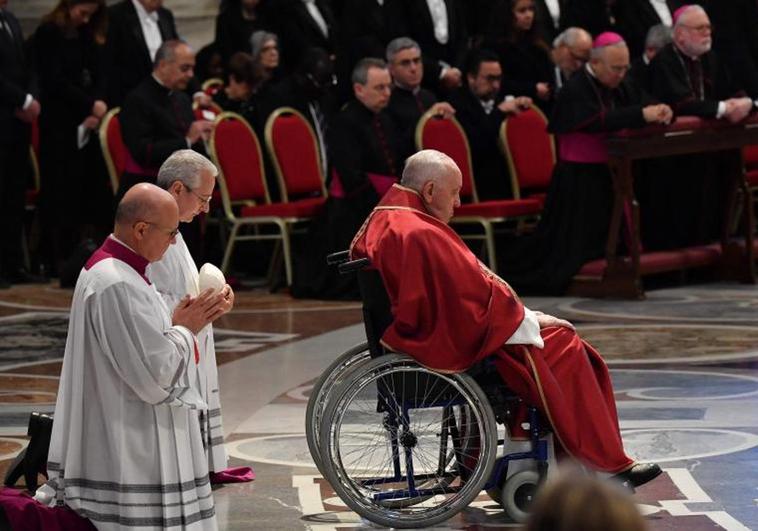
501, 469, 539, 523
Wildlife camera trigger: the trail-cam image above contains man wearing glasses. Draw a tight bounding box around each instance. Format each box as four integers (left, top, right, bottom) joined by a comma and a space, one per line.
147, 150, 252, 485
38, 183, 225, 529
649, 4, 753, 121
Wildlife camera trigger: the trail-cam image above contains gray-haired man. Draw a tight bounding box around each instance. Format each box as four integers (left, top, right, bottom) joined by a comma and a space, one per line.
147, 150, 253, 484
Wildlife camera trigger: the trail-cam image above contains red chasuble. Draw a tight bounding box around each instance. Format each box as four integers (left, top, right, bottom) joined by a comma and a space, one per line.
350, 185, 634, 473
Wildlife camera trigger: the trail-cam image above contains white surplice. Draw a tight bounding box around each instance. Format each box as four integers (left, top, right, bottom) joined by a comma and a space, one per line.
147, 233, 228, 473
46, 239, 217, 530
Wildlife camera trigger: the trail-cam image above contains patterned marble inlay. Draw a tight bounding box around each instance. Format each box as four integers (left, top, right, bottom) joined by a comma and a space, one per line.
576, 324, 758, 363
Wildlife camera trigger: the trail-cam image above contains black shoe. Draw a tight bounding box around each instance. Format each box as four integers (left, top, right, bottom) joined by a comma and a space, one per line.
612, 462, 662, 490
3, 412, 53, 491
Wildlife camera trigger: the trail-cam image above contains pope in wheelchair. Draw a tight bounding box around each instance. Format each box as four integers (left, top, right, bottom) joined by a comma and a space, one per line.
309, 149, 660, 528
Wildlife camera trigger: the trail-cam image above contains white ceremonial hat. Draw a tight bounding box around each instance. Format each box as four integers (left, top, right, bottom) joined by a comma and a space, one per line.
198, 263, 226, 294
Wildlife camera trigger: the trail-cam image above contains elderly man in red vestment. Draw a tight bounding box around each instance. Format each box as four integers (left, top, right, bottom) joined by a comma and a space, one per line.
349, 149, 662, 488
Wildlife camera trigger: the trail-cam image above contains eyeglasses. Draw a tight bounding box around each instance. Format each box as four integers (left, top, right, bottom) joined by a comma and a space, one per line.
681, 23, 712, 33
138, 221, 180, 238
395, 57, 422, 68
184, 183, 212, 206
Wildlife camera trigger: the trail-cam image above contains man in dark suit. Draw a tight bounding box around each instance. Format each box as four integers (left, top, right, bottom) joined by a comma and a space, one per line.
119, 40, 213, 198
0, 0, 40, 286
534, 0, 569, 45
390, 0, 468, 94
627, 23, 671, 96
385, 37, 455, 161
106, 0, 179, 107
449, 49, 532, 201
275, 0, 339, 70
614, 0, 687, 57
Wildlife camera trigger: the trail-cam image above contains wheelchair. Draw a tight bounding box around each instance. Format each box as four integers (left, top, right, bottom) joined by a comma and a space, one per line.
305, 251, 555, 528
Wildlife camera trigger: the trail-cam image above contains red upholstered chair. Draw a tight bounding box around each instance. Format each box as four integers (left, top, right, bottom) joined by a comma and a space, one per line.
415, 111, 542, 271
264, 107, 327, 201
500, 106, 555, 206
201, 77, 224, 97
209, 112, 325, 285
98, 107, 127, 194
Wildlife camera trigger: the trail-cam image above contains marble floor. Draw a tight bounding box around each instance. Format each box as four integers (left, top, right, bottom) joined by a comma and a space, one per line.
1, 281, 757, 530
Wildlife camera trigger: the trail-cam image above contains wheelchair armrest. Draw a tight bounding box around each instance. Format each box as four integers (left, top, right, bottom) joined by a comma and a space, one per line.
326, 250, 350, 265
338, 258, 371, 274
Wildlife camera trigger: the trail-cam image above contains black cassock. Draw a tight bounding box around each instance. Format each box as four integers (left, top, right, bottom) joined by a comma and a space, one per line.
644, 43, 739, 250
498, 67, 647, 295
290, 100, 400, 299
385, 85, 437, 162
119, 76, 199, 196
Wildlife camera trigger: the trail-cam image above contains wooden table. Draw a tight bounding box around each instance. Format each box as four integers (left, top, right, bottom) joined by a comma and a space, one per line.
567, 115, 758, 299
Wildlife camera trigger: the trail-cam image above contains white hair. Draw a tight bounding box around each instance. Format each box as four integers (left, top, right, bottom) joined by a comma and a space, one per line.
157, 149, 217, 190
674, 5, 707, 29
401, 150, 458, 191
553, 27, 591, 49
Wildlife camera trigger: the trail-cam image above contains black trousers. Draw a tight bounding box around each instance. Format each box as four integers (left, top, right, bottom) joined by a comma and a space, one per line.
0, 132, 31, 276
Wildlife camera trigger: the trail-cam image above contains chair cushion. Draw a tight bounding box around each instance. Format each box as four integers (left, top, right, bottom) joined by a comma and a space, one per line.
747, 169, 758, 186
453, 198, 542, 218
240, 197, 326, 218
269, 112, 324, 197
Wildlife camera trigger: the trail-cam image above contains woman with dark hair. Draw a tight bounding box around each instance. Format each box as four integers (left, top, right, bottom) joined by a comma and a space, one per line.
34, 0, 111, 278
485, 0, 554, 106
213, 51, 266, 129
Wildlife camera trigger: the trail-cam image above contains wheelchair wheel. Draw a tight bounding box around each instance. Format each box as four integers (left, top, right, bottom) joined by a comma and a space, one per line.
501, 469, 539, 523
305, 342, 372, 476
319, 353, 497, 529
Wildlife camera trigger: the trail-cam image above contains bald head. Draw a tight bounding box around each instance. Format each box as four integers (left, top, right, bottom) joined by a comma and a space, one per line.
401, 150, 462, 223
114, 184, 179, 261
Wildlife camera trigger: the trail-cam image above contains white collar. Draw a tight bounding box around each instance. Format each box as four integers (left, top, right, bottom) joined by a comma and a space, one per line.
132, 0, 159, 23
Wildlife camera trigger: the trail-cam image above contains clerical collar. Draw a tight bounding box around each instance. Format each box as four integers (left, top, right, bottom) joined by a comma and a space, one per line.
84, 235, 151, 284
394, 82, 421, 96
643, 53, 650, 66
674, 43, 701, 62
480, 98, 495, 114
585, 62, 598, 78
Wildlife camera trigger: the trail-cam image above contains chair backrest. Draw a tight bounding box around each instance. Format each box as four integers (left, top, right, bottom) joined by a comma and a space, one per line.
500, 107, 555, 199
415, 111, 478, 202
202, 77, 224, 96
98, 107, 127, 194
264, 106, 326, 202
209, 112, 269, 216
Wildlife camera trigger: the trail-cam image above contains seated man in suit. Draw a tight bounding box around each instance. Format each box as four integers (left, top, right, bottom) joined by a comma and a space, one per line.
291, 58, 401, 299
119, 40, 214, 198
550, 27, 592, 92
448, 49, 532, 200
385, 37, 455, 161
627, 23, 672, 96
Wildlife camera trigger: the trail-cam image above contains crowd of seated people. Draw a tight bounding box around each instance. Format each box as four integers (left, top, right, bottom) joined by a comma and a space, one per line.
3, 0, 758, 296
